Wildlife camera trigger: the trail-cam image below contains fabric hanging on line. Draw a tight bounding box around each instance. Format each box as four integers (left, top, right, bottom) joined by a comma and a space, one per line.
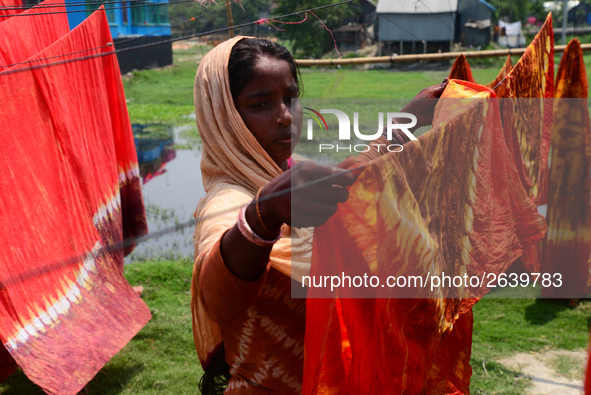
0, 0, 72, 379
496, 13, 554, 272
486, 54, 512, 97
0, 7, 150, 394
0, 0, 24, 18
498, 13, 554, 205
448, 54, 475, 83
0, 0, 146, 257
543, 38, 591, 298
0, 0, 69, 66
303, 79, 547, 394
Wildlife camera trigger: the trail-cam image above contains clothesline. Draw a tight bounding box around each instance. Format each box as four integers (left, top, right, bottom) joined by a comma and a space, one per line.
0, 0, 191, 10
0, 0, 353, 74
0, 6, 218, 70
0, 163, 365, 290
0, 0, 202, 17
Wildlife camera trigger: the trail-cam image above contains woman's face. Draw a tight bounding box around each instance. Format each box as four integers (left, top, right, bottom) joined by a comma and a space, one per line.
234, 55, 303, 170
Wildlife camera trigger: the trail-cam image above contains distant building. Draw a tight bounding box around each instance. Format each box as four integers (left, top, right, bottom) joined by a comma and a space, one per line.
21, 0, 172, 73
376, 0, 457, 54
334, 0, 376, 51
67, 0, 172, 73
457, 0, 495, 47
375, 0, 495, 54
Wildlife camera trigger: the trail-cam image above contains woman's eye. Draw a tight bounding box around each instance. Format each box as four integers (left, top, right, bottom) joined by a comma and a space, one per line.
253, 102, 267, 108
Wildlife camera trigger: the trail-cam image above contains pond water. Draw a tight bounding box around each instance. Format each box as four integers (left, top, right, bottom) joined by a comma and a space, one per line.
125, 125, 204, 263
124, 123, 346, 263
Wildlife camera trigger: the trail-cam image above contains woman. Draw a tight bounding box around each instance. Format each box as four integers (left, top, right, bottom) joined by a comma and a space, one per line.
192, 36, 446, 394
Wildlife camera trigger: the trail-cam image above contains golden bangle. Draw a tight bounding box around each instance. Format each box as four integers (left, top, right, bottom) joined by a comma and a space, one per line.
255, 188, 276, 235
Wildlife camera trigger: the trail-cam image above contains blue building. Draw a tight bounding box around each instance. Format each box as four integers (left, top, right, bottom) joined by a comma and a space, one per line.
33, 0, 173, 73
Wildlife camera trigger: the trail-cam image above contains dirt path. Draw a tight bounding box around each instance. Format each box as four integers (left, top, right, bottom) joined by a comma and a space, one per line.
498, 350, 587, 394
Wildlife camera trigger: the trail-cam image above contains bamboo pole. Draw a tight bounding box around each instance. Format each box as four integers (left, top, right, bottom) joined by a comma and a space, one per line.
225, 0, 235, 39
294, 44, 591, 67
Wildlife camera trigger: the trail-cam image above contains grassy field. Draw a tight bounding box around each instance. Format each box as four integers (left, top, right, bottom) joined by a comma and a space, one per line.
2, 45, 590, 394
2, 260, 589, 394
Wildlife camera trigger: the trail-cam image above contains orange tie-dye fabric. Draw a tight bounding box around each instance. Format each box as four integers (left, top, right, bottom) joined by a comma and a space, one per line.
487, 54, 512, 97
449, 54, 475, 83
543, 39, 591, 297
499, 13, 554, 203
497, 13, 554, 271
304, 80, 546, 394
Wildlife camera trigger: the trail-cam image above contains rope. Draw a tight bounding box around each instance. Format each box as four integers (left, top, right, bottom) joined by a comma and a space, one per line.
0, 6, 218, 70
0, 163, 365, 290
0, 0, 353, 75
0, 0, 199, 17
0, 0, 185, 10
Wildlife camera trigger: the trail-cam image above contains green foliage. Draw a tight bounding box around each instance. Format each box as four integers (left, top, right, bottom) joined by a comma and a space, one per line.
272, 0, 359, 58
529, 0, 548, 21
169, 0, 271, 39
487, 0, 538, 22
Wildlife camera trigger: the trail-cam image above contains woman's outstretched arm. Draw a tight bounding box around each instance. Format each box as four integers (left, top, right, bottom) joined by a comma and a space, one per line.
219, 157, 358, 281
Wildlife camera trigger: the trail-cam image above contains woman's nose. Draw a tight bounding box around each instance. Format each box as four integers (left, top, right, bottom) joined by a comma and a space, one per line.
276, 103, 292, 127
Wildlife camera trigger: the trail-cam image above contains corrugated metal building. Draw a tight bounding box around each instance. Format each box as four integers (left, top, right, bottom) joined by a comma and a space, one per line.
376, 0, 495, 54
457, 0, 495, 47
377, 0, 457, 41
457, 0, 495, 30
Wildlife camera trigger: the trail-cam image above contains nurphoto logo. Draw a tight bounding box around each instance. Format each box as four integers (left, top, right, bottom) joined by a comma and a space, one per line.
303, 107, 417, 153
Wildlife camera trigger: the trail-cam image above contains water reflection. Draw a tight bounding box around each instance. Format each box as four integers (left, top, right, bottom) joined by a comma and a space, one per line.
125, 123, 341, 263
126, 124, 205, 263
134, 124, 177, 184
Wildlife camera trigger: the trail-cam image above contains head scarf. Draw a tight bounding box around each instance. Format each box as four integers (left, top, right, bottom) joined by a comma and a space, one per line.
191, 36, 313, 368
195, 35, 283, 193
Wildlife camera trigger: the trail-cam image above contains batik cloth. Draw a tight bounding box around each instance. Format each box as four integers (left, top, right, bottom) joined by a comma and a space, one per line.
0, 8, 149, 394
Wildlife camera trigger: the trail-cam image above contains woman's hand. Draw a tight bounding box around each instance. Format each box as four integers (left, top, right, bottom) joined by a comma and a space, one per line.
253, 156, 358, 233
400, 78, 449, 132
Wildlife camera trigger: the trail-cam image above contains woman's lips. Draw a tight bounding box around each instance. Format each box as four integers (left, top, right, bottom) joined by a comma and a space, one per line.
276, 132, 295, 144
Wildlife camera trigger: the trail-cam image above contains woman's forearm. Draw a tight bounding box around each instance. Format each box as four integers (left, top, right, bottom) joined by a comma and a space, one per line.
219, 203, 280, 281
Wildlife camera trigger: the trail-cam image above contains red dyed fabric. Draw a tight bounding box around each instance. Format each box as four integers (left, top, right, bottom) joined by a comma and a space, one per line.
586, 333, 591, 395
0, 8, 149, 394
0, 0, 69, 67
497, 13, 554, 271
0, 0, 24, 18
487, 54, 512, 97
543, 39, 591, 297
304, 80, 546, 394
449, 54, 475, 83
0, 0, 71, 381
500, 13, 554, 204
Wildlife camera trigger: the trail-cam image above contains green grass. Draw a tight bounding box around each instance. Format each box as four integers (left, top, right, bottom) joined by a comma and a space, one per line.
548, 354, 585, 380
1, 259, 589, 393
470, 298, 591, 393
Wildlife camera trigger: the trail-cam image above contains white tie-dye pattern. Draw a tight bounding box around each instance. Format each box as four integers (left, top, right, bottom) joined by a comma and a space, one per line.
232, 314, 257, 372
251, 363, 271, 385
260, 283, 306, 317
260, 316, 304, 359
221, 273, 305, 393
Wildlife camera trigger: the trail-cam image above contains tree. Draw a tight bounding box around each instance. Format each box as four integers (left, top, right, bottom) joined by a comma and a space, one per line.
487, 0, 529, 22
169, 0, 271, 39
271, 0, 359, 58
